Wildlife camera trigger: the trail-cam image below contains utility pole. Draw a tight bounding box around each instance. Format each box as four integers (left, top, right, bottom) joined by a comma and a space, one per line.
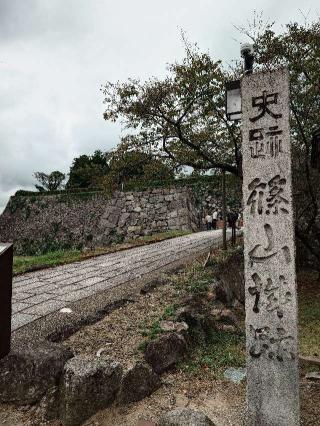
222, 170, 227, 250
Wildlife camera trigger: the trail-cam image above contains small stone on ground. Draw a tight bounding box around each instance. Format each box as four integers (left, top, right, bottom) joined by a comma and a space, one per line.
223, 367, 246, 384
158, 408, 215, 426
305, 372, 320, 381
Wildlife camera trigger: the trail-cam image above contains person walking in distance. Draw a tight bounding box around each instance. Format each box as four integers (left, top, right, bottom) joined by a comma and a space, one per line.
205, 213, 213, 230
212, 209, 218, 230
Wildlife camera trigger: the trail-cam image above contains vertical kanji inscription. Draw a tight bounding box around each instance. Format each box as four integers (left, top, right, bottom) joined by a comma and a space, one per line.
242, 69, 299, 426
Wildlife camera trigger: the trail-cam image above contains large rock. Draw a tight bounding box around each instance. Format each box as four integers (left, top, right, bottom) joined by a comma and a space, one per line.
38, 386, 60, 422
213, 250, 245, 305
158, 408, 215, 426
118, 362, 161, 404
176, 297, 216, 342
118, 212, 130, 227
61, 355, 122, 426
0, 342, 73, 405
144, 333, 187, 374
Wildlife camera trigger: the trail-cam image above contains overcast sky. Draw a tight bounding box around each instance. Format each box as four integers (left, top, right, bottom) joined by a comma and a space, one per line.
0, 0, 319, 211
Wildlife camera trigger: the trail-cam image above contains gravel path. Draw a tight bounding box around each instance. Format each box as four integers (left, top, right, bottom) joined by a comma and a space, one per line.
11, 230, 227, 331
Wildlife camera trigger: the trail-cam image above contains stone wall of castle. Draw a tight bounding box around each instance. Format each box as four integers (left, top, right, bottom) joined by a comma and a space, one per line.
0, 188, 200, 255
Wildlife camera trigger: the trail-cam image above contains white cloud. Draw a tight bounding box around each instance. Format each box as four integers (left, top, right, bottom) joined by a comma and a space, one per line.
0, 0, 319, 211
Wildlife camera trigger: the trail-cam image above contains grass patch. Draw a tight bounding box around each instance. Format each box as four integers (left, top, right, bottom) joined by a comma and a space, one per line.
298, 269, 320, 358
180, 330, 245, 377
137, 262, 217, 344
13, 230, 190, 275
174, 251, 246, 378
138, 303, 178, 345
179, 267, 319, 378
170, 262, 216, 295
13, 250, 82, 275
137, 262, 320, 379
206, 244, 243, 269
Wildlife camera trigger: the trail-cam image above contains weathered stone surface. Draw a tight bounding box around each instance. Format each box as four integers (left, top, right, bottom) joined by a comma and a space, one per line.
158, 408, 215, 426
242, 69, 299, 425
127, 225, 142, 233
144, 333, 187, 374
140, 277, 167, 294
118, 362, 161, 404
299, 355, 320, 367
0, 184, 241, 255
38, 386, 60, 422
0, 343, 73, 405
175, 394, 189, 408
219, 308, 238, 326
61, 355, 122, 426
159, 320, 189, 333
218, 324, 236, 333
305, 372, 320, 381
213, 249, 245, 305
176, 295, 216, 341
11, 231, 230, 332
223, 367, 246, 384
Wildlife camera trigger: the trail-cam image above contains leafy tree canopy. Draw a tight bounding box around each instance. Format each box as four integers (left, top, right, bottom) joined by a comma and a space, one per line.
33, 171, 66, 192
241, 16, 320, 271
102, 141, 175, 192
66, 150, 110, 189
102, 18, 320, 270
101, 37, 242, 177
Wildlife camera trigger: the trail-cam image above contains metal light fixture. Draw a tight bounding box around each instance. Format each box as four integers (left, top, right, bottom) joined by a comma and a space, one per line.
225, 44, 254, 122
311, 128, 320, 170
241, 43, 254, 75
226, 79, 241, 121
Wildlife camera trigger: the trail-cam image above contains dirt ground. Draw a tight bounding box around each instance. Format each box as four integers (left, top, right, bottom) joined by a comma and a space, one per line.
0, 369, 318, 425
0, 265, 319, 425
83, 377, 320, 426
68, 266, 320, 426
86, 374, 246, 426
61, 273, 179, 369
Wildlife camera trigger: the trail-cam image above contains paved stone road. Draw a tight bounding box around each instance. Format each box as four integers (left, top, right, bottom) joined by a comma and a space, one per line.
12, 230, 227, 331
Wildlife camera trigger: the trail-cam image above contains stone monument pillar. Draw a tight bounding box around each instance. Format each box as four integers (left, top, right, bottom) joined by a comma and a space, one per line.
241, 68, 299, 425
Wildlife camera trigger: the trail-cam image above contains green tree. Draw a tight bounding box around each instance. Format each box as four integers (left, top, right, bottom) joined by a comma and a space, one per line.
241, 17, 320, 272
101, 39, 241, 177
102, 21, 320, 270
33, 171, 65, 192
66, 150, 110, 189
102, 141, 175, 192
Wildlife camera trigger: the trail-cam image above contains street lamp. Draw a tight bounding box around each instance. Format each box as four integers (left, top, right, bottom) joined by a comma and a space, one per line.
224, 44, 254, 248
225, 44, 254, 122
225, 79, 241, 121
241, 43, 254, 75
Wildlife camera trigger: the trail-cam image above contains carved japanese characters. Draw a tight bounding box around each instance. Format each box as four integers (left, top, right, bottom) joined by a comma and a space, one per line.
248, 91, 285, 159
248, 273, 292, 318
247, 175, 289, 215
249, 325, 295, 361
242, 69, 299, 425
